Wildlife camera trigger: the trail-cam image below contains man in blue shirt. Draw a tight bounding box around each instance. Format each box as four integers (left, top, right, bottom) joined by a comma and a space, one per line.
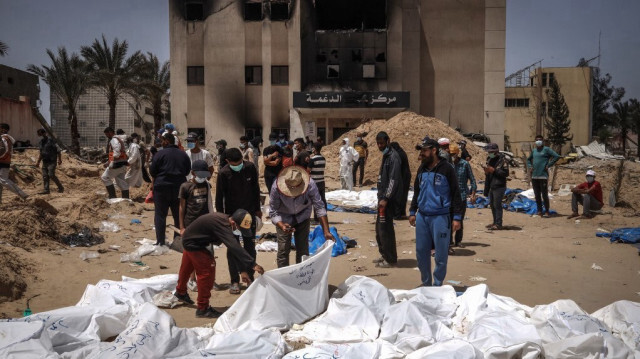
527, 135, 561, 217
409, 137, 463, 286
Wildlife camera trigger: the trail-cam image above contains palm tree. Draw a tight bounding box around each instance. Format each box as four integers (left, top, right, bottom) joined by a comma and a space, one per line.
612, 101, 633, 154
136, 53, 170, 132
27, 48, 88, 155
0, 41, 8, 56
81, 35, 144, 129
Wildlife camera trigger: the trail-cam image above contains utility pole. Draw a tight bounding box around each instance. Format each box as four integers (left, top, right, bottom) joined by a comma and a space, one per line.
536, 66, 543, 136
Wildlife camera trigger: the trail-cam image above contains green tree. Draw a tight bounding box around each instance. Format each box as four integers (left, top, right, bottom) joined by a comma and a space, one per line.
544, 79, 573, 154
612, 100, 634, 154
578, 60, 625, 135
27, 48, 88, 155
0, 41, 8, 57
135, 53, 170, 132
81, 35, 144, 129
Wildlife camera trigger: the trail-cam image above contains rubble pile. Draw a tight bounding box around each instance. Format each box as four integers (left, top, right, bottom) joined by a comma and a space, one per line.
322, 112, 486, 186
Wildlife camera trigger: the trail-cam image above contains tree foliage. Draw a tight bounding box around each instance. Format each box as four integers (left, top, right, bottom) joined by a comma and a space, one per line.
578, 60, 626, 135
81, 35, 145, 129
27, 48, 88, 155
544, 79, 573, 154
0, 41, 8, 57
134, 53, 170, 132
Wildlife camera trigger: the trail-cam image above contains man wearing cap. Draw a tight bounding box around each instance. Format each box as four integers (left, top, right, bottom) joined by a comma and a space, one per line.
216, 148, 261, 294
186, 132, 214, 180
409, 137, 463, 286
263, 132, 283, 193
484, 143, 509, 230
215, 139, 228, 170
437, 138, 452, 163
374, 132, 403, 268
101, 126, 130, 199
276, 133, 287, 148
458, 140, 472, 162
339, 138, 359, 191
527, 135, 561, 217
569, 170, 603, 219
173, 210, 265, 318
150, 132, 192, 246
269, 165, 334, 268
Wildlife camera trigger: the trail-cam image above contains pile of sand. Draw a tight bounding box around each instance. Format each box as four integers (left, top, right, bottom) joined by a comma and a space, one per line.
322, 112, 487, 187
0, 248, 32, 303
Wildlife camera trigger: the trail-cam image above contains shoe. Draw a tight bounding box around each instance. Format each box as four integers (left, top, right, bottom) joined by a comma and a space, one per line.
229, 283, 241, 295
542, 212, 550, 218
38, 190, 50, 195
448, 247, 456, 255
567, 213, 580, 219
174, 291, 194, 305
213, 282, 222, 291
195, 306, 222, 318
372, 256, 385, 264
456, 243, 465, 249
488, 224, 502, 230
578, 214, 593, 219
375, 260, 396, 268
57, 187, 64, 193
535, 212, 542, 217
187, 279, 198, 292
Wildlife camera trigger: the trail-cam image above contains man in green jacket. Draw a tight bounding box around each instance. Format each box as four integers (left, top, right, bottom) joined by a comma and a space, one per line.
527, 135, 561, 217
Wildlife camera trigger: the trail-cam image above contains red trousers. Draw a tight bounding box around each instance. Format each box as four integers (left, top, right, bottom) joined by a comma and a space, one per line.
175, 250, 216, 310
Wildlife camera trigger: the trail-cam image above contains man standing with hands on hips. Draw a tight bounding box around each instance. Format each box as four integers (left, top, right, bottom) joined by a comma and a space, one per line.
409, 137, 463, 287
527, 135, 560, 217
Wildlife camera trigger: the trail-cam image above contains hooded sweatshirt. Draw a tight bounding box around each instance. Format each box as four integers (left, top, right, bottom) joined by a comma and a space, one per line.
409, 159, 463, 220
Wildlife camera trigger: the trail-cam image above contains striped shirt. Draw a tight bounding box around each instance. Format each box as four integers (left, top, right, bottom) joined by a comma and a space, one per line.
309, 154, 326, 184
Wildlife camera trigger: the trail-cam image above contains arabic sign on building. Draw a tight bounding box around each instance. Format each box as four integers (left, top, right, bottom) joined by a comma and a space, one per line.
293, 92, 410, 108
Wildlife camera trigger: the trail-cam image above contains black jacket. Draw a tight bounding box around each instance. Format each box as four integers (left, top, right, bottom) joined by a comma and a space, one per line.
484, 154, 509, 193
215, 161, 261, 215
377, 146, 404, 203
390, 142, 411, 191
149, 145, 191, 188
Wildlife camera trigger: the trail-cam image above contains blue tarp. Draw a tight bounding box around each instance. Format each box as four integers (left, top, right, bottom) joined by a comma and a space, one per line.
309, 225, 347, 257
596, 228, 640, 244
467, 188, 557, 215
467, 195, 490, 208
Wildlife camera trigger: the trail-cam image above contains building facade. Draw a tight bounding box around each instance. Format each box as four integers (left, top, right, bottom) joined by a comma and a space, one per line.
169, 0, 506, 147
504, 66, 593, 155
51, 89, 158, 148
0, 65, 42, 144
0, 64, 40, 108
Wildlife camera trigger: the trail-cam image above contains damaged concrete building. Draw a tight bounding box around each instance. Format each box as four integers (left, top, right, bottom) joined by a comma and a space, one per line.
169, 0, 506, 147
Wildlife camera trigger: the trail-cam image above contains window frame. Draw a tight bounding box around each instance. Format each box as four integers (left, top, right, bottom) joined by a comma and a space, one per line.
245, 66, 263, 85
271, 65, 289, 85
187, 66, 205, 85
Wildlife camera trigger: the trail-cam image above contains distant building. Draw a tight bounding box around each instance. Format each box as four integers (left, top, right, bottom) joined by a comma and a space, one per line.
504, 66, 593, 155
169, 0, 506, 148
50, 89, 160, 148
0, 65, 42, 144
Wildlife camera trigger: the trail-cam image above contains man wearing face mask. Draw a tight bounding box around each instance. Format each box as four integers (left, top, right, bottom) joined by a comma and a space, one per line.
527, 135, 560, 217
216, 148, 261, 294
215, 139, 228, 171
179, 160, 213, 237
339, 138, 359, 191
374, 131, 403, 268
409, 137, 463, 286
484, 143, 509, 230
239, 135, 255, 163
185, 132, 214, 181
569, 170, 603, 219
35, 128, 64, 195
263, 132, 283, 193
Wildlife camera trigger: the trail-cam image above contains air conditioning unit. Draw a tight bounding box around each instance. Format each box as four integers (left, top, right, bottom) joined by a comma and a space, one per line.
363, 64, 375, 78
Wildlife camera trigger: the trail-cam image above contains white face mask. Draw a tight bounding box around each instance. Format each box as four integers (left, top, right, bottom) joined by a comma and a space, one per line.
586, 176, 595, 183
195, 177, 207, 184
535, 140, 543, 147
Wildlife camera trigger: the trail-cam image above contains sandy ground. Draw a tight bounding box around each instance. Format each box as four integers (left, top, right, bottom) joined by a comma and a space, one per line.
1, 164, 639, 330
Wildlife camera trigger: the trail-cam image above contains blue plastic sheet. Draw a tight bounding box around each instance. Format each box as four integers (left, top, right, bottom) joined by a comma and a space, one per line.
467, 195, 490, 208
309, 225, 347, 257
596, 228, 640, 244
507, 195, 557, 215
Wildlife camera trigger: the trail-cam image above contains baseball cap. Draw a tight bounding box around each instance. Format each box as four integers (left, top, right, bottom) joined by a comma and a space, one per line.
586, 169, 596, 177
269, 132, 278, 140
416, 136, 439, 150
215, 139, 227, 146
485, 143, 499, 152
231, 209, 254, 238
191, 160, 210, 178
186, 132, 199, 142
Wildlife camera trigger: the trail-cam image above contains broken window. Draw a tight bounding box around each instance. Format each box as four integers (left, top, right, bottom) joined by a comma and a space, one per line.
184, 0, 204, 21
187, 66, 204, 85
315, 0, 386, 30
269, 0, 291, 21
541, 73, 548, 87
351, 49, 362, 62
271, 66, 289, 85
316, 51, 327, 63
327, 65, 340, 79
375, 52, 386, 62
244, 1, 264, 21
245, 66, 263, 85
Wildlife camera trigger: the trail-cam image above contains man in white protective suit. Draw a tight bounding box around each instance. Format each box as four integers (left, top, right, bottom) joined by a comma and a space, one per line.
338, 138, 359, 191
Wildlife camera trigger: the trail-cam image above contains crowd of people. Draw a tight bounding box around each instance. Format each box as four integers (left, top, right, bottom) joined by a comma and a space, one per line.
0, 121, 608, 318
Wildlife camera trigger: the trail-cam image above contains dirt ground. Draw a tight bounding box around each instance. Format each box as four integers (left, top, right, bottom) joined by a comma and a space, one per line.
1, 145, 639, 329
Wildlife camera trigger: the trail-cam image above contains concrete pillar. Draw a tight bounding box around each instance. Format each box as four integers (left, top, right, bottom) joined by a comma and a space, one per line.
287, 0, 302, 138
483, 0, 506, 149
262, 21, 273, 142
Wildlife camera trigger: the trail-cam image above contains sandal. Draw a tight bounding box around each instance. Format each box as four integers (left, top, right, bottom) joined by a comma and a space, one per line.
229, 283, 241, 295
488, 224, 502, 230
448, 247, 455, 255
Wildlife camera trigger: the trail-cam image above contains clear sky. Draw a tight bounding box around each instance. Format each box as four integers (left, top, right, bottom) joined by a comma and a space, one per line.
1, 0, 638, 122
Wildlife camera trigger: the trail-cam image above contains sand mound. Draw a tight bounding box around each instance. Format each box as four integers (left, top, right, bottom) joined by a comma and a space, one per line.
322, 112, 486, 187
0, 248, 32, 303
0, 202, 66, 250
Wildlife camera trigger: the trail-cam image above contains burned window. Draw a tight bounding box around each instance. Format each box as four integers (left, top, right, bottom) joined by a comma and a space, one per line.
375, 52, 386, 62
327, 65, 340, 79
187, 66, 204, 85
245, 66, 263, 85
316, 0, 386, 30
363, 64, 375, 78
269, 0, 291, 21
184, 0, 204, 21
272, 66, 289, 85
244, 1, 264, 21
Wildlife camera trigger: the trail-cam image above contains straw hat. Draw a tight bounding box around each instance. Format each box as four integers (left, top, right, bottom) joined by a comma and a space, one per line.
277, 165, 310, 197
